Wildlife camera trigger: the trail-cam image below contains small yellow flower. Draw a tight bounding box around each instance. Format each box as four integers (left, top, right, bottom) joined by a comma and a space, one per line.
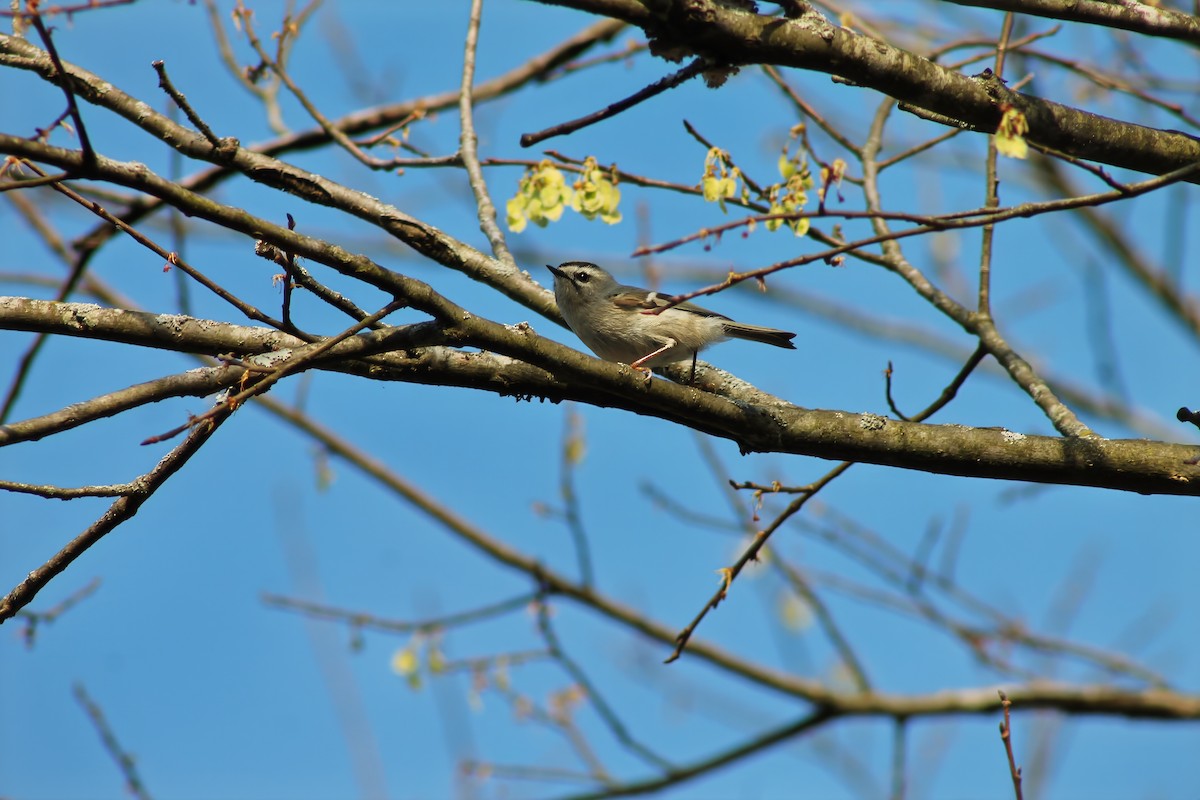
995, 106, 1029, 159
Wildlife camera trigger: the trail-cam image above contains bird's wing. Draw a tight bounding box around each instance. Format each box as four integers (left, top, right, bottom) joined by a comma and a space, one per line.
610, 288, 731, 320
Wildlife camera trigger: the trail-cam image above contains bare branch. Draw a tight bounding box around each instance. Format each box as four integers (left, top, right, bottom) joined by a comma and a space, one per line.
0, 402, 232, 622
530, 0, 1200, 179
73, 684, 153, 800
942, 0, 1200, 44
4, 296, 1199, 495
457, 0, 517, 269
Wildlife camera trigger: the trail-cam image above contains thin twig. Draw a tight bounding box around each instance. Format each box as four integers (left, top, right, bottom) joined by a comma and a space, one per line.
997, 690, 1025, 800
979, 13, 1016, 317
666, 461, 851, 663
534, 597, 672, 771
14, 577, 101, 648
0, 479, 137, 499
0, 407, 231, 622
261, 591, 539, 634
886, 346, 989, 422
459, 0, 515, 266
520, 57, 707, 147
140, 299, 404, 444
674, 346, 990, 662
0, 169, 72, 190
558, 406, 594, 587
890, 716, 908, 800
1, 0, 137, 20
682, 119, 769, 197
237, 7, 423, 169
152, 60, 223, 147
556, 709, 837, 800
28, 11, 94, 166
761, 64, 863, 158
74, 683, 153, 800
774, 558, 872, 692
18, 161, 293, 333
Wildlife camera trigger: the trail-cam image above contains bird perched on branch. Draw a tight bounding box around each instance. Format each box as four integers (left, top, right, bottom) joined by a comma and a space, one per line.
546, 261, 796, 381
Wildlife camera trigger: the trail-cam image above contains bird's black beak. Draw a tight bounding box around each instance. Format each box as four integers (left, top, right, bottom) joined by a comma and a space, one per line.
546, 264, 566, 280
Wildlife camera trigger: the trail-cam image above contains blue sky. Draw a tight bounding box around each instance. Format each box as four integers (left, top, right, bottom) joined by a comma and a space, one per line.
2, 2, 1198, 798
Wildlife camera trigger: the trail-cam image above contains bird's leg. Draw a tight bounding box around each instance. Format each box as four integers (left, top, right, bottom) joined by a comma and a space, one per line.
689, 351, 697, 385
629, 338, 677, 371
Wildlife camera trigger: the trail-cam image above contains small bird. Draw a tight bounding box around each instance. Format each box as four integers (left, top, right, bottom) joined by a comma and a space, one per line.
546, 261, 796, 379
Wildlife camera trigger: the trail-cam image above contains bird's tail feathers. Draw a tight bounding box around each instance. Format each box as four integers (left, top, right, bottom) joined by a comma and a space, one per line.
723, 322, 797, 349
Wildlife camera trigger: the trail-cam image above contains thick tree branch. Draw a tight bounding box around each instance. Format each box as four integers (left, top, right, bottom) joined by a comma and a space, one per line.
529, 0, 1200, 180
942, 0, 1200, 44
3, 297, 1198, 495
0, 366, 240, 446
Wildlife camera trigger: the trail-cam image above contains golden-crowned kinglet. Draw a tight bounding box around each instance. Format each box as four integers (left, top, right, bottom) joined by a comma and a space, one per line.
546, 262, 796, 377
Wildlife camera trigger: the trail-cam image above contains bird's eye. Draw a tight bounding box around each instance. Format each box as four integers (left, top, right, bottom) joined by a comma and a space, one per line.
576, 272, 590, 284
